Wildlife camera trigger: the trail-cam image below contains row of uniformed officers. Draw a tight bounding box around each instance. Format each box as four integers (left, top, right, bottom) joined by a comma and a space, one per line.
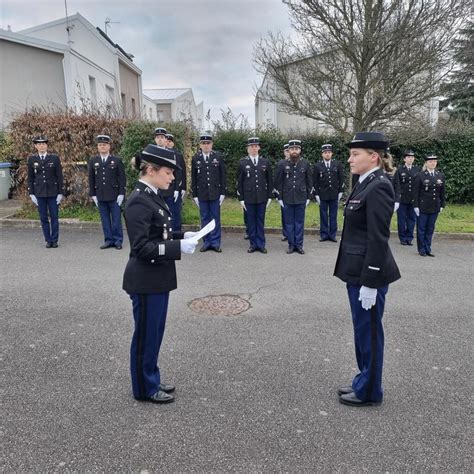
26, 132, 445, 258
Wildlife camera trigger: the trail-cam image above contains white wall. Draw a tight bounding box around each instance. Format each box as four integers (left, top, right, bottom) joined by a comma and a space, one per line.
142, 95, 158, 121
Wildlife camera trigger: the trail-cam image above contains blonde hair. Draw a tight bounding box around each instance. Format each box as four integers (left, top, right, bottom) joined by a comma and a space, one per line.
366, 149, 395, 175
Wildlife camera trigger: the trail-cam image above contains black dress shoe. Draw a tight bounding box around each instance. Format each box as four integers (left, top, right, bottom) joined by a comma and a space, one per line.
286, 248, 294, 254
158, 383, 175, 393
247, 247, 257, 253
297, 248, 305, 254
259, 248, 268, 254
51, 242, 58, 248
337, 385, 353, 396
45, 242, 52, 248
213, 247, 222, 253
339, 391, 381, 407
400, 241, 407, 246
419, 252, 427, 257
406, 241, 413, 246
319, 238, 328, 242
426, 252, 435, 257
281, 236, 288, 242
146, 390, 175, 404
329, 237, 338, 243
200, 246, 210, 252
100, 243, 114, 249
115, 244, 122, 250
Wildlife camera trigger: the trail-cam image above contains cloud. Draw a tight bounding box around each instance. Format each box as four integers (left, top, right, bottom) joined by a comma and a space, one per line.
2, 0, 293, 127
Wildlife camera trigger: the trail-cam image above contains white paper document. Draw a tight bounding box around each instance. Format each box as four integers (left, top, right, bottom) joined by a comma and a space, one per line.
193, 219, 216, 241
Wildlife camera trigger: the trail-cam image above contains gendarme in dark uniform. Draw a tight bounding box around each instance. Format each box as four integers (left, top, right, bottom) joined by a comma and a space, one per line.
414, 154, 445, 257
312, 143, 345, 242
237, 137, 273, 253
163, 133, 187, 232
191, 134, 227, 252
334, 132, 401, 407
88, 135, 126, 249
27, 136, 64, 248
275, 139, 312, 254
394, 149, 421, 245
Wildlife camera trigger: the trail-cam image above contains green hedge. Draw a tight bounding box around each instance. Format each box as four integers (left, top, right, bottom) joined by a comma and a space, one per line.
118, 123, 474, 203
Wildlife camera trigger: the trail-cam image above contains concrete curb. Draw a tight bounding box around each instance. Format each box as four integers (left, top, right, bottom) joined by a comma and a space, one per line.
1, 217, 473, 240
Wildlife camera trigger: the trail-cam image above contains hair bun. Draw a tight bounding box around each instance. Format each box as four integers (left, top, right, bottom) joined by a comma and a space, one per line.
131, 152, 141, 171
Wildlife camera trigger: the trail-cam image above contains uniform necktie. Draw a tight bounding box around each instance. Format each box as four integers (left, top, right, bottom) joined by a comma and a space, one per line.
327, 162, 330, 169
41, 155, 45, 160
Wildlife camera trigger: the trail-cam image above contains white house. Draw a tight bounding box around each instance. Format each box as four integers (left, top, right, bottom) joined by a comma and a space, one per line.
0, 12, 142, 126
143, 88, 204, 129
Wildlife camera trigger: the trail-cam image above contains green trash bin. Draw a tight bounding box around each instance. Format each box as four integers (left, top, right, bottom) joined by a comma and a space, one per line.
0, 163, 12, 201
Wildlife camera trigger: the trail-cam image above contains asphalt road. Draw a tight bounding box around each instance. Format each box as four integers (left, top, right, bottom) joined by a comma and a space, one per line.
1, 226, 473, 472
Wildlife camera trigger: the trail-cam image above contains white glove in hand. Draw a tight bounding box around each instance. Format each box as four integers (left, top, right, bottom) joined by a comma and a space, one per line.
92, 196, 98, 207
315, 195, 321, 205
184, 231, 199, 239
193, 197, 199, 208
266, 198, 272, 209
181, 190, 186, 200
414, 207, 420, 217
173, 190, 179, 202
117, 195, 124, 206
394, 202, 400, 212
306, 199, 310, 207
440, 207, 444, 212
359, 286, 377, 310
180, 238, 198, 254
56, 194, 63, 205
30, 195, 38, 206
338, 192, 343, 201
278, 199, 284, 208
240, 200, 247, 211
219, 195, 225, 206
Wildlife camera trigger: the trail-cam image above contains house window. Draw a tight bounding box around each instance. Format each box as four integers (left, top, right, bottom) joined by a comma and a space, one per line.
89, 76, 97, 107
105, 85, 115, 106
121, 93, 126, 117
149, 107, 153, 119
131, 98, 136, 117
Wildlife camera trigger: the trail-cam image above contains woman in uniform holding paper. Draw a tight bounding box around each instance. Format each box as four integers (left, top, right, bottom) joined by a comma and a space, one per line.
123, 144, 199, 404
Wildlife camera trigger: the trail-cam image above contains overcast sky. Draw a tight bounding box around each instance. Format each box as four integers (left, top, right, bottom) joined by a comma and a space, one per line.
1, 0, 293, 128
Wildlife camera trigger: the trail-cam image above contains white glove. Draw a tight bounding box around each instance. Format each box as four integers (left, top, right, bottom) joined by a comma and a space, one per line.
56, 194, 63, 205
266, 198, 272, 209
278, 199, 284, 208
239, 200, 247, 211
180, 238, 198, 254
219, 195, 225, 206
184, 231, 199, 239
359, 286, 377, 310
338, 193, 343, 202
193, 197, 199, 208
315, 195, 321, 205
30, 194, 38, 206
92, 196, 98, 207
173, 190, 179, 202
117, 195, 124, 206
394, 202, 400, 212
306, 199, 310, 207
181, 190, 186, 200
414, 207, 420, 217
440, 207, 444, 212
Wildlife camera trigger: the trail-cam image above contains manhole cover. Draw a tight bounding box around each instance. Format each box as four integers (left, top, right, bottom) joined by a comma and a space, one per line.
188, 295, 250, 316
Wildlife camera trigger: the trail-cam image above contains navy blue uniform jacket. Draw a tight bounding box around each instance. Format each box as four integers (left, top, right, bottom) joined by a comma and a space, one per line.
334, 169, 401, 288
88, 155, 126, 201
27, 154, 64, 197
123, 181, 185, 294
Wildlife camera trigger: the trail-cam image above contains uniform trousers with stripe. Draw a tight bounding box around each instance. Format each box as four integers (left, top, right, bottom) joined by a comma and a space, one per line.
98, 200, 123, 246
37, 196, 59, 243
283, 203, 306, 249
164, 194, 183, 232
129, 292, 169, 399
397, 203, 416, 244
319, 198, 338, 240
346, 284, 388, 403
416, 212, 439, 255
199, 199, 221, 248
246, 202, 266, 250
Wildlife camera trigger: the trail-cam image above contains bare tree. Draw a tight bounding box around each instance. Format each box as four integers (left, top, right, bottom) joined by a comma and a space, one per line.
254, 0, 469, 136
